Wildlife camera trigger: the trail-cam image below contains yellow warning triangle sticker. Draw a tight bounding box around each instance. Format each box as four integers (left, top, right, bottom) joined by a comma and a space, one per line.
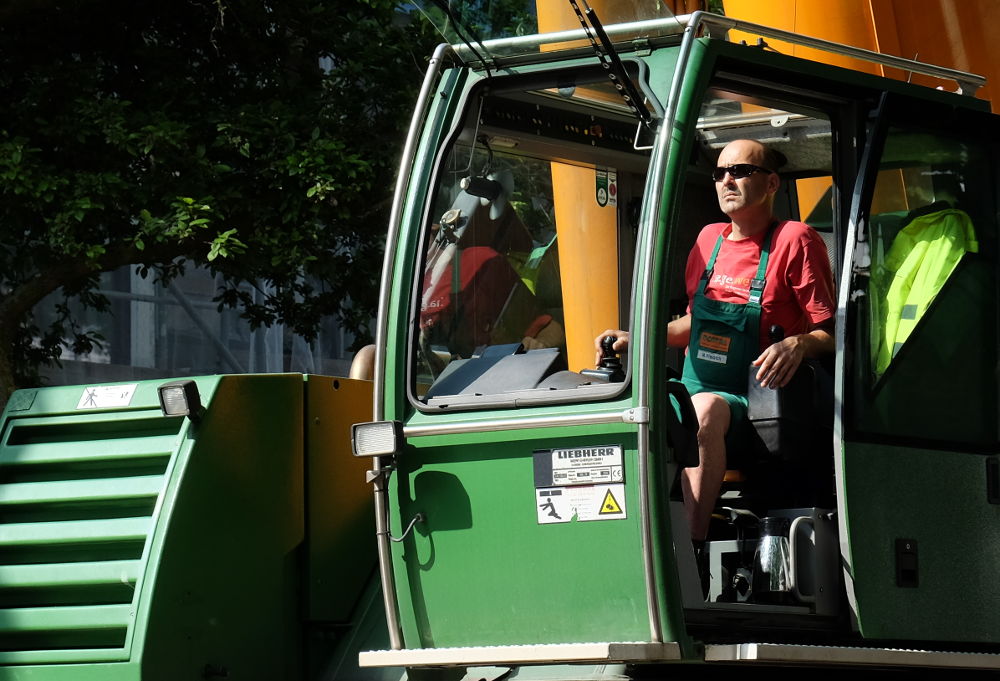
599, 489, 623, 514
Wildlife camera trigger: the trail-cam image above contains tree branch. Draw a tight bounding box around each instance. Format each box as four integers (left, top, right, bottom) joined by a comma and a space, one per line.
0, 240, 191, 325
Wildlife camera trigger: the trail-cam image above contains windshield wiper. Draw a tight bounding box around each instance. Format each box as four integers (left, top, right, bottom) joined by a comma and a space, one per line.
425, 0, 494, 76
568, 0, 653, 128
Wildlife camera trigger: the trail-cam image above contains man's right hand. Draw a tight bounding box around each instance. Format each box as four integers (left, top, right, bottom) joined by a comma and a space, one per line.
594, 329, 630, 367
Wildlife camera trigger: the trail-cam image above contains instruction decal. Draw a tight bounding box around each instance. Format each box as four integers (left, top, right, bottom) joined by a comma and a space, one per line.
77, 384, 138, 410
534, 445, 626, 523
595, 168, 618, 207
535, 483, 627, 524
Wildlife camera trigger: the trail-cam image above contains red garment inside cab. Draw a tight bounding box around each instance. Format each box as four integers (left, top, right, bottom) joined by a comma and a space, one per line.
420, 246, 549, 356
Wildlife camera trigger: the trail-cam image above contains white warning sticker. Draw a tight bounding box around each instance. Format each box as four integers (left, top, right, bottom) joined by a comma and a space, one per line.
76, 384, 138, 410
536, 483, 627, 524
549, 445, 623, 487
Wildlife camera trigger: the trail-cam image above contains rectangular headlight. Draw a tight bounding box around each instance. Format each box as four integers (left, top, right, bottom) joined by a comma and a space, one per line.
158, 380, 202, 419
352, 420, 404, 457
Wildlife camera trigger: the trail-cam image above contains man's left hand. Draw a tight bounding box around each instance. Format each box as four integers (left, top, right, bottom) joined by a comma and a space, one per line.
752, 326, 834, 389
752, 337, 805, 389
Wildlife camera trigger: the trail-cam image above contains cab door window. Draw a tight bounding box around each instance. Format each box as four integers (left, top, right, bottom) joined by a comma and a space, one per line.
410, 71, 654, 408
851, 125, 998, 446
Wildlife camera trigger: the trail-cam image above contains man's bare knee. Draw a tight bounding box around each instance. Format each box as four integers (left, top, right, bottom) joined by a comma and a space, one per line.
690, 392, 731, 437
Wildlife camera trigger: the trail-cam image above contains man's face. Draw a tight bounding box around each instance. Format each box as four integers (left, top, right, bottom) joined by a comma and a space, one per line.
714, 141, 777, 219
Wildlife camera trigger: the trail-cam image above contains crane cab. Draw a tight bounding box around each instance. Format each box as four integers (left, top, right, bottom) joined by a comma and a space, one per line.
355, 11, 1000, 675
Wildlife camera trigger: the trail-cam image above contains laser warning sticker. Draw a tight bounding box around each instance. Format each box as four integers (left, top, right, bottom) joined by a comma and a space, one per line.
535, 484, 627, 524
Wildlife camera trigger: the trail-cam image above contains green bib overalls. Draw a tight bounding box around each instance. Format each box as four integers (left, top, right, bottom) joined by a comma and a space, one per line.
679, 225, 775, 424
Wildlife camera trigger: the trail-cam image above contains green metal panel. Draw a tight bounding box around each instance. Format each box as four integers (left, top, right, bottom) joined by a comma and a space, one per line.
390, 423, 649, 648
0, 560, 140, 589
0, 374, 306, 680
0, 604, 133, 633
842, 442, 1000, 641
0, 386, 187, 671
136, 374, 305, 681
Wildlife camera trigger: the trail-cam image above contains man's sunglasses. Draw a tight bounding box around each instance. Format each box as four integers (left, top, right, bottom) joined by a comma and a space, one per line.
712, 163, 773, 182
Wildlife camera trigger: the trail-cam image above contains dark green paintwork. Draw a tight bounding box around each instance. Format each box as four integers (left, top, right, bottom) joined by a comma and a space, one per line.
391, 428, 645, 647
843, 442, 1000, 641
0, 375, 374, 680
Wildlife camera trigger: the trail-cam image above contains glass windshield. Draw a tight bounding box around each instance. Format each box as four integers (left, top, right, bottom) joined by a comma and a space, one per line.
412, 70, 654, 407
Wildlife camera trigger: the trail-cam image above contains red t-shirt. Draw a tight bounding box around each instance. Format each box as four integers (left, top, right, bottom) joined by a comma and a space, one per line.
684, 221, 835, 351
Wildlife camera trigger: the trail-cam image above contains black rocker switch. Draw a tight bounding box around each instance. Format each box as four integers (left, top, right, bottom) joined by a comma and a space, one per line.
895, 538, 919, 588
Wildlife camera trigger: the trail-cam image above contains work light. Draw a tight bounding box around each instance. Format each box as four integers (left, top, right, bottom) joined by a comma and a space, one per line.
352, 420, 404, 457
157, 380, 203, 420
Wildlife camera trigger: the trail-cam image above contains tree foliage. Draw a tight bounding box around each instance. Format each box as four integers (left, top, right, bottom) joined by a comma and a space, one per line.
0, 0, 438, 403
417, 0, 537, 43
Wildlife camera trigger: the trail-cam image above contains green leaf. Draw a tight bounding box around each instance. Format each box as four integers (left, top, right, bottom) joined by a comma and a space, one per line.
0, 0, 431, 393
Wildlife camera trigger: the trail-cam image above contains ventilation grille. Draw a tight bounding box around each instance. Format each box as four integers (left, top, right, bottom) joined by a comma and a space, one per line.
0, 412, 183, 664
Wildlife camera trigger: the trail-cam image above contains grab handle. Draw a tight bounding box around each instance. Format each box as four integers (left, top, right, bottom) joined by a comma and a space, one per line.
788, 515, 816, 603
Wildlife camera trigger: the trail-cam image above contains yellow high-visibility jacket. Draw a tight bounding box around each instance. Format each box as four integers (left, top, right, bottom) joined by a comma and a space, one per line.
875, 207, 977, 375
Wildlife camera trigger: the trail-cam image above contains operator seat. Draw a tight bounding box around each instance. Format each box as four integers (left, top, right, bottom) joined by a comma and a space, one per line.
714, 322, 836, 516
736, 356, 836, 511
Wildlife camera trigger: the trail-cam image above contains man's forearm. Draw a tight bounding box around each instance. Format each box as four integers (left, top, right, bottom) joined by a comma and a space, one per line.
794, 326, 834, 358
667, 314, 691, 348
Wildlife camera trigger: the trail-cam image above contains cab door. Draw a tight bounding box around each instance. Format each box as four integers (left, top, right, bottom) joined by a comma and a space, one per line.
839, 91, 1000, 643
365, 52, 693, 668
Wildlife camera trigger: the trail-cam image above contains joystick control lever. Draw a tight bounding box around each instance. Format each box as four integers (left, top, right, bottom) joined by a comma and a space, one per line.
601, 335, 618, 360
581, 335, 626, 383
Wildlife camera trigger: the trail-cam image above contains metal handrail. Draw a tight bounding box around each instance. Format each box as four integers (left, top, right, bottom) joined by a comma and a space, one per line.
372, 42, 454, 651
694, 12, 985, 96
453, 11, 986, 96
451, 15, 687, 60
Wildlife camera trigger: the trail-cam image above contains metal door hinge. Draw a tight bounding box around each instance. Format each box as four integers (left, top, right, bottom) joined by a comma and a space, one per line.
623, 407, 649, 424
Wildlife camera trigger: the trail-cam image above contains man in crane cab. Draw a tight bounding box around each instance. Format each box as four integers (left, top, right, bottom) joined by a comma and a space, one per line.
595, 139, 836, 544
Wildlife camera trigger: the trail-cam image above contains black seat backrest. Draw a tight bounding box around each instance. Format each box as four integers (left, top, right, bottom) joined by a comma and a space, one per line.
746, 358, 833, 459
725, 359, 836, 511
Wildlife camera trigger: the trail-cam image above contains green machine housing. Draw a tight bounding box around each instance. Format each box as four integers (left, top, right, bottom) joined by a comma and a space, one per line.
0, 374, 382, 681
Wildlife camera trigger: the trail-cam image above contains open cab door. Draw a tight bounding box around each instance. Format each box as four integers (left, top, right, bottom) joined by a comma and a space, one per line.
672, 37, 1000, 670
838, 91, 1000, 644
357, 17, 693, 671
